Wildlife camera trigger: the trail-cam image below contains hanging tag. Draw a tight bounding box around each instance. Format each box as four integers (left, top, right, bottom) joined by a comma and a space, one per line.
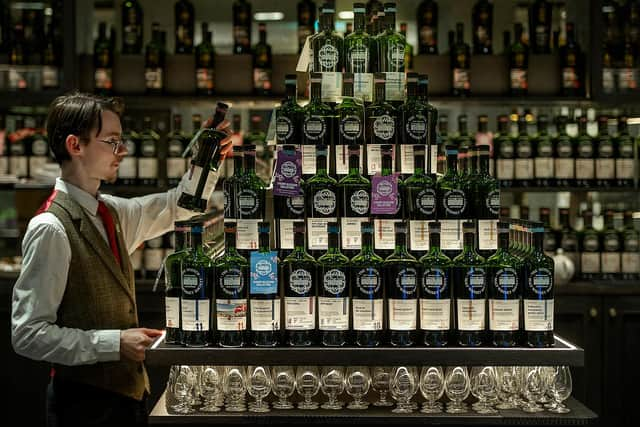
250, 251, 279, 294
182, 127, 206, 158
273, 146, 303, 197
296, 36, 313, 72
370, 174, 399, 215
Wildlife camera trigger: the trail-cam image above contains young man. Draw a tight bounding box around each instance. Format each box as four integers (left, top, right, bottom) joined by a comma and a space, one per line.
10, 92, 231, 426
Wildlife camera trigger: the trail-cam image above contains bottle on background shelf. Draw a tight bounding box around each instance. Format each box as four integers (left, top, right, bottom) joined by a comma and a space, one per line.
252, 23, 272, 96
345, 3, 374, 103
508, 23, 528, 96
174, 0, 195, 54
121, 0, 143, 54
232, 0, 252, 54
118, 116, 138, 185
530, 0, 552, 54
94, 22, 113, 96
164, 220, 192, 345
166, 114, 188, 187
451, 22, 471, 96
472, 0, 493, 54
137, 116, 159, 186
145, 23, 166, 94
417, 0, 438, 54
297, 0, 317, 53
494, 115, 513, 187
195, 23, 215, 96
559, 22, 583, 96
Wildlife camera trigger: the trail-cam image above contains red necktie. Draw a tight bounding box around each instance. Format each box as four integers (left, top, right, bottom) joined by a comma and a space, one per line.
97, 201, 121, 266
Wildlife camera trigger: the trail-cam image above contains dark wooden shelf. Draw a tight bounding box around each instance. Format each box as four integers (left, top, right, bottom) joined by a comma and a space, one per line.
149, 392, 597, 426
146, 334, 583, 367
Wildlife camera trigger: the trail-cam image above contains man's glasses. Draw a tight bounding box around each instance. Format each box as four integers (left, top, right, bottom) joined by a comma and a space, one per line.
97, 138, 126, 154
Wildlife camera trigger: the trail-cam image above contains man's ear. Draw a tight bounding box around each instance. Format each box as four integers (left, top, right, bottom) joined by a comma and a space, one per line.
64, 135, 82, 158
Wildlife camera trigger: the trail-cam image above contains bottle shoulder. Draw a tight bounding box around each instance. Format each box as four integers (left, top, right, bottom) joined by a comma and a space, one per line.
317, 253, 351, 265
351, 252, 385, 266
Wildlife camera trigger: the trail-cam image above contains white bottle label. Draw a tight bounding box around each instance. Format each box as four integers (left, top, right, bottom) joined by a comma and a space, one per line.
167, 158, 187, 179
321, 71, 343, 103
581, 252, 600, 273
250, 300, 281, 331
138, 157, 158, 179
489, 299, 520, 331
201, 171, 218, 201
555, 158, 575, 179
318, 297, 349, 331
409, 220, 431, 251
400, 144, 415, 174
575, 159, 594, 179
534, 157, 554, 178
144, 248, 164, 271
307, 218, 336, 250
496, 159, 514, 180
388, 299, 417, 330
616, 159, 635, 179
236, 219, 261, 251
278, 219, 296, 250
420, 299, 450, 331
514, 159, 534, 180
478, 219, 498, 251
353, 299, 384, 331
457, 299, 486, 331
385, 72, 406, 101
118, 157, 137, 179
601, 253, 621, 273
440, 220, 462, 251
29, 156, 48, 176
373, 219, 402, 250
165, 297, 180, 329
366, 144, 382, 175
430, 144, 438, 174
335, 144, 363, 175
524, 299, 554, 331
341, 217, 367, 250
216, 298, 247, 331
285, 296, 315, 330
622, 253, 640, 274
354, 72, 373, 102
301, 144, 317, 175
595, 159, 615, 179
181, 299, 210, 331
184, 165, 202, 196
9, 157, 28, 177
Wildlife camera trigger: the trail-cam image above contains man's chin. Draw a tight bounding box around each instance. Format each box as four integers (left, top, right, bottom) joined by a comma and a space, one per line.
103, 175, 118, 184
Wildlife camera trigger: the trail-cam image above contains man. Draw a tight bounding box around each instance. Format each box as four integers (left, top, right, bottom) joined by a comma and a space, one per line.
11, 92, 231, 426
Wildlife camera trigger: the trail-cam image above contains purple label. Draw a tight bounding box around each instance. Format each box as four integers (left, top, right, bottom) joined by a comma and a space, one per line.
371, 174, 399, 214
273, 147, 302, 197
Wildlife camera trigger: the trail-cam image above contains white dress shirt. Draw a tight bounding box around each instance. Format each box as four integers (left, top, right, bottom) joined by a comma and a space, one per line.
11, 174, 204, 366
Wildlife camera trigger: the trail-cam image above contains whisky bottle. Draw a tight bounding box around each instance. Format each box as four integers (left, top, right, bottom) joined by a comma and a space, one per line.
560, 22, 583, 96
223, 146, 244, 221
297, 0, 317, 53
338, 145, 371, 258
452, 221, 487, 347
558, 208, 579, 278
451, 22, 471, 96
404, 145, 436, 258
121, 0, 143, 54
273, 145, 305, 259
195, 23, 215, 96
595, 115, 615, 188
472, 0, 493, 54
377, 3, 406, 103
487, 222, 522, 347
345, 3, 373, 103
534, 115, 554, 187
601, 210, 621, 280
437, 146, 466, 259
539, 207, 557, 256
249, 222, 281, 347
514, 115, 533, 187
137, 116, 159, 186
174, 0, 195, 54
580, 210, 600, 280
144, 23, 165, 94
554, 115, 575, 188
417, 0, 438, 54
232, 0, 252, 54
252, 23, 273, 96
495, 114, 514, 187
336, 73, 365, 177
311, 4, 344, 73
523, 224, 555, 347
371, 144, 403, 259
167, 114, 188, 187
317, 222, 351, 347
615, 116, 636, 188
276, 74, 303, 146
214, 222, 250, 347
419, 222, 452, 347
237, 144, 267, 259
180, 222, 213, 347
281, 221, 318, 346
476, 145, 500, 258
165, 220, 191, 344
365, 73, 397, 176
398, 73, 429, 176
27, 117, 48, 178
574, 115, 594, 188
417, 74, 439, 174
622, 211, 640, 281
508, 23, 528, 96
384, 221, 419, 347
302, 72, 335, 179
530, 0, 551, 54
118, 116, 138, 185
400, 23, 414, 71
350, 221, 385, 347
474, 114, 493, 176
93, 22, 113, 96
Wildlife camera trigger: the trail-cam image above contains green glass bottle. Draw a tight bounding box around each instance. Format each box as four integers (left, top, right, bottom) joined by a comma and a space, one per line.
403, 145, 436, 259
165, 220, 191, 344
166, 114, 188, 187
523, 223, 555, 348
534, 115, 555, 187
419, 221, 452, 347
494, 114, 514, 187
417, 74, 439, 174
281, 221, 318, 346
311, 4, 344, 73
365, 73, 397, 176
595, 115, 615, 188
476, 145, 500, 259
275, 74, 303, 146
304, 144, 338, 258
137, 116, 160, 186
252, 22, 273, 96
273, 145, 305, 259
436, 146, 466, 259
317, 222, 351, 347
350, 221, 385, 347
180, 222, 214, 347
400, 22, 413, 71
451, 22, 471, 96
336, 72, 365, 177
508, 23, 528, 96
615, 116, 635, 188
338, 144, 371, 258
93, 22, 113, 96
580, 210, 600, 280
345, 3, 373, 103
487, 221, 522, 347
574, 115, 594, 188
601, 210, 622, 280
236, 144, 267, 259
175, 0, 195, 54
398, 73, 429, 176
214, 222, 250, 347
302, 72, 335, 179
144, 22, 165, 94
452, 221, 487, 347
377, 3, 406, 103
223, 146, 243, 221
249, 222, 281, 347
371, 144, 403, 259
121, 0, 143, 54
622, 211, 640, 281
514, 115, 534, 187
195, 23, 215, 95
554, 115, 575, 188
384, 221, 419, 347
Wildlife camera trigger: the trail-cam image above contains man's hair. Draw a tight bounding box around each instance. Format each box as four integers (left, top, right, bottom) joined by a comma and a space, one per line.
46, 92, 124, 165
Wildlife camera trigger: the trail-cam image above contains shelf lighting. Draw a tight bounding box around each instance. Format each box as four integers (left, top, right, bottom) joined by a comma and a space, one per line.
254, 12, 284, 21
338, 11, 354, 19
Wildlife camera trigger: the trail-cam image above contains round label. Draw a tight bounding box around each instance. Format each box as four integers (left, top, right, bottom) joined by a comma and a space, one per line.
181, 268, 203, 295
238, 189, 260, 215
276, 116, 294, 141
528, 268, 553, 295
167, 139, 183, 156
290, 269, 312, 294
538, 142, 553, 157
31, 138, 49, 155
416, 188, 436, 215
578, 143, 593, 157
486, 190, 500, 215
340, 115, 363, 141
390, 44, 405, 67
624, 236, 639, 252
562, 236, 577, 250
465, 269, 486, 295
584, 235, 599, 251
395, 268, 418, 294
599, 143, 613, 157
349, 45, 369, 67
500, 142, 514, 157
219, 268, 244, 296
303, 116, 327, 140
444, 189, 467, 215
620, 142, 633, 157
350, 190, 370, 215
356, 268, 381, 295
517, 140, 532, 157
373, 115, 395, 140
405, 114, 428, 140
286, 195, 305, 215
319, 44, 339, 69
256, 259, 272, 276
324, 269, 346, 295
494, 268, 519, 295
281, 160, 297, 178
557, 140, 572, 157
604, 235, 620, 251
376, 180, 393, 197
422, 268, 448, 295
141, 141, 156, 156
313, 189, 336, 215
124, 138, 137, 155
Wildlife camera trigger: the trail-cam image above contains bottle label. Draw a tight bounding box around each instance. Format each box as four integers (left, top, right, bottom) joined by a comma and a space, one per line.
137, 153, 159, 179
616, 159, 635, 179
321, 72, 343, 103
554, 158, 575, 179
489, 299, 520, 331
353, 299, 383, 331
250, 300, 281, 331
464, 268, 487, 295
285, 296, 315, 330
457, 299, 485, 331
144, 248, 164, 271
335, 145, 363, 175
323, 269, 347, 295
355, 268, 382, 295
514, 158, 534, 180
302, 144, 318, 175
595, 159, 615, 179
286, 194, 305, 215
453, 68, 470, 90
201, 172, 218, 202
253, 68, 272, 92
307, 218, 335, 250
622, 253, 640, 274
341, 217, 367, 250
510, 69, 528, 90
478, 219, 498, 251
492, 268, 519, 296
236, 219, 260, 250
9, 156, 27, 177
409, 220, 432, 251
524, 299, 553, 331
371, 174, 399, 214
581, 252, 600, 273
118, 157, 137, 179
575, 158, 595, 179
340, 115, 363, 141
604, 235, 620, 252
388, 299, 417, 330
313, 189, 337, 215
216, 298, 247, 331
366, 144, 382, 175
349, 189, 370, 215
165, 297, 180, 329
624, 235, 639, 252
303, 116, 327, 141
289, 268, 313, 295
440, 219, 463, 250
181, 299, 210, 331
182, 267, 205, 295
496, 159, 515, 180
373, 114, 396, 141
184, 165, 203, 196
394, 268, 418, 296
278, 219, 296, 250
273, 147, 302, 197
318, 44, 340, 69
422, 267, 448, 295
348, 45, 370, 71
238, 189, 260, 215
276, 115, 294, 142
405, 115, 428, 142
145, 68, 163, 90
617, 68, 639, 90
603, 68, 616, 93
218, 268, 245, 296
31, 138, 48, 156
486, 190, 500, 216
318, 297, 349, 331
601, 253, 621, 273
420, 299, 450, 330
562, 67, 579, 89
399, 144, 416, 174
373, 219, 402, 250
94, 68, 112, 89
196, 68, 215, 91
528, 268, 553, 295
414, 187, 436, 216
354, 73, 373, 102
534, 157, 554, 178
250, 251, 278, 294
167, 158, 187, 179
29, 157, 48, 176
385, 72, 406, 101
443, 189, 466, 215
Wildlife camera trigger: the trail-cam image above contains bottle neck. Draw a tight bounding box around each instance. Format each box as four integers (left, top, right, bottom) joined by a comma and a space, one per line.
343, 81, 354, 97
327, 232, 341, 254
385, 12, 396, 31
244, 152, 256, 175
293, 232, 306, 253
191, 230, 203, 250
381, 154, 393, 175
497, 232, 509, 251
361, 232, 374, 253
354, 11, 366, 32
285, 83, 297, 100
446, 153, 458, 175
374, 82, 385, 103
175, 229, 187, 251
462, 232, 476, 253
414, 152, 425, 175
584, 215, 593, 229
428, 232, 441, 254
310, 82, 321, 100
233, 155, 243, 175
321, 12, 334, 32
533, 232, 544, 252
406, 81, 418, 99
316, 154, 328, 175
560, 213, 570, 229
259, 29, 266, 44
479, 154, 490, 175
259, 232, 270, 252
393, 232, 408, 255
348, 153, 360, 174
225, 230, 237, 253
